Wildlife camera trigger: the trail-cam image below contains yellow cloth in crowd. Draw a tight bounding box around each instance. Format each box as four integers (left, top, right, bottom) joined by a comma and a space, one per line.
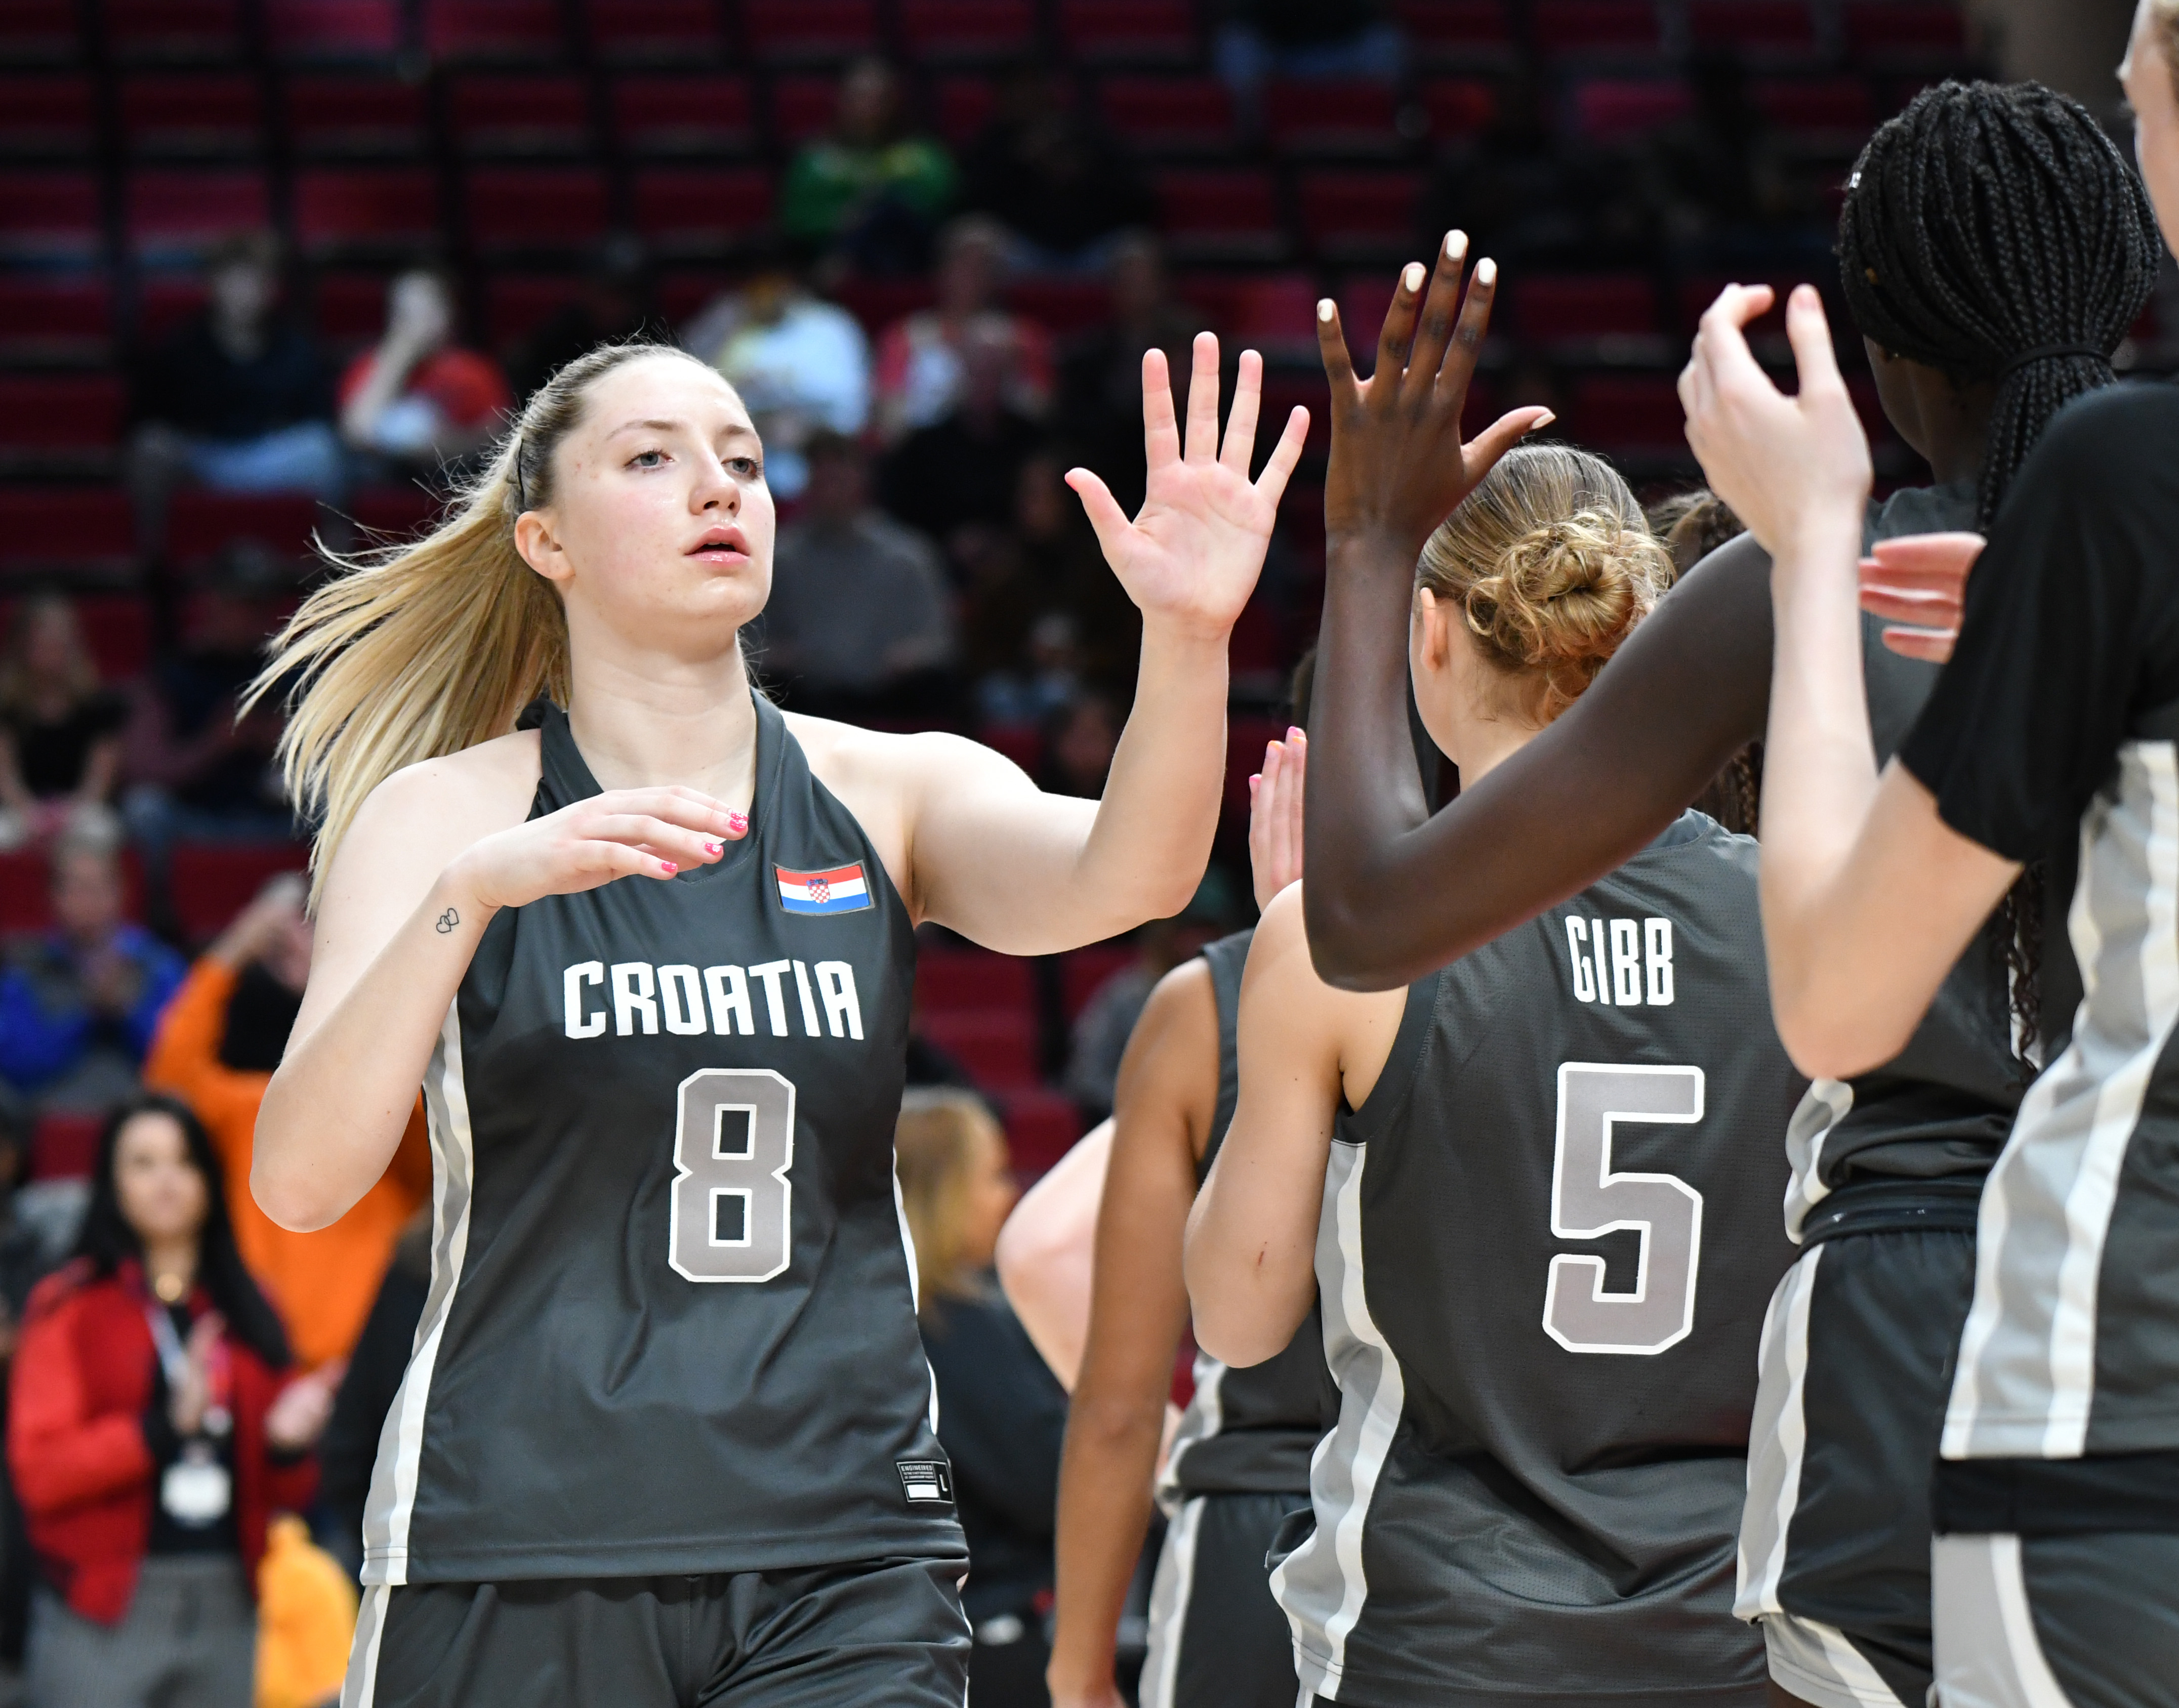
256, 1514, 356, 1708
145, 956, 432, 1369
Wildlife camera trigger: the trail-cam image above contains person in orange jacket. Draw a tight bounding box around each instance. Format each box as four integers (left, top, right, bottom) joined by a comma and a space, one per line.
144, 875, 428, 1370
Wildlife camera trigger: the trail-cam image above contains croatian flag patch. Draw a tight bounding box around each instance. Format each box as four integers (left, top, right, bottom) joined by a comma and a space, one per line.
775, 862, 873, 917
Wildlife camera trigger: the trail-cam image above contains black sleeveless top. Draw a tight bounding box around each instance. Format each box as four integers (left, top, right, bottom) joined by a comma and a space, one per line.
359, 696, 964, 1585
1160, 928, 1339, 1507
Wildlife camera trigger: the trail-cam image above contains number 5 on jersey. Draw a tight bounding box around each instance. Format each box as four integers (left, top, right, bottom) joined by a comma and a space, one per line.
670, 1068, 795, 1282
1543, 1063, 1705, 1356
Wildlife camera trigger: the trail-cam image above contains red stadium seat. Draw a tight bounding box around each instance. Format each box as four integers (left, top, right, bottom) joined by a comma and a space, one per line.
137, 274, 210, 342
931, 77, 995, 146
0, 488, 135, 574
899, 0, 1037, 64
119, 71, 265, 156
170, 842, 312, 943
1007, 278, 1108, 336
918, 1010, 1040, 1089
916, 949, 1036, 1014
1752, 74, 1876, 138
1220, 272, 1320, 356
109, 0, 244, 62
611, 73, 755, 155
1154, 168, 1285, 262
166, 491, 323, 564
1565, 372, 1688, 452
484, 271, 587, 344
293, 166, 441, 252
1844, 3, 1966, 60
1510, 273, 1660, 341
1226, 711, 1287, 820
1001, 1089, 1083, 1180
0, 275, 112, 361
1058, 0, 1198, 67
1266, 79, 1403, 159
447, 72, 593, 154
1097, 76, 1235, 156
425, 0, 567, 60
267, 0, 404, 60
30, 1112, 101, 1182
1420, 75, 1496, 141
0, 1, 80, 66
742, 0, 880, 64
0, 74, 96, 158
977, 723, 1041, 775
631, 166, 773, 254
313, 267, 393, 340
1060, 944, 1136, 1022
1296, 169, 1422, 263
830, 277, 935, 335
284, 73, 428, 156
125, 168, 270, 258
1572, 77, 1695, 140
586, 0, 725, 63
1532, 0, 1661, 55
0, 171, 104, 259
0, 373, 125, 463
1396, 0, 1512, 62
348, 484, 445, 541
769, 76, 840, 144
1688, 1, 1816, 51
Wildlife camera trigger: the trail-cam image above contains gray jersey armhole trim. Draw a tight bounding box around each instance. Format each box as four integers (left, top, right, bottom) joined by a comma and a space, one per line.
1334, 969, 1443, 1149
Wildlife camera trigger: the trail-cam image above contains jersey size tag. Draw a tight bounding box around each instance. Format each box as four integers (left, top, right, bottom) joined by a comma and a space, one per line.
775, 862, 874, 917
897, 1461, 954, 1505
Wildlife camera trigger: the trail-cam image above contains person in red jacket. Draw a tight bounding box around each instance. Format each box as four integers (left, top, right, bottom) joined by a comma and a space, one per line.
10, 1092, 332, 1707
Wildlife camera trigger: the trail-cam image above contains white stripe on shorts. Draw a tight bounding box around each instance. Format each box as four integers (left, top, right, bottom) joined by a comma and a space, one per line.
1760, 1609, 1908, 1708
1933, 1535, 2075, 1708
1736, 1246, 1824, 1619
1139, 1494, 1206, 1708
342, 1582, 390, 1708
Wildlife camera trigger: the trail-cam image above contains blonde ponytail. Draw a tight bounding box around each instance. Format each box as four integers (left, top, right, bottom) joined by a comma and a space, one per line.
249, 341, 714, 905
1417, 444, 1673, 724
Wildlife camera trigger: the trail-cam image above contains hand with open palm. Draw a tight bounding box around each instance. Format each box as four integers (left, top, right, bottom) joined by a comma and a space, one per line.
1065, 331, 1309, 642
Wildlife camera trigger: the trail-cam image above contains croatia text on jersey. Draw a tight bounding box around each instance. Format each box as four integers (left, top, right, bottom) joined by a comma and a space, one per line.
563, 959, 866, 1042
1563, 915, 1675, 1007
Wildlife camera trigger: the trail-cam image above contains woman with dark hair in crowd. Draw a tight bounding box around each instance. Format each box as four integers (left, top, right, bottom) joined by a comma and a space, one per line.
1301, 79, 2160, 1708
8, 1093, 334, 1707
0, 595, 127, 852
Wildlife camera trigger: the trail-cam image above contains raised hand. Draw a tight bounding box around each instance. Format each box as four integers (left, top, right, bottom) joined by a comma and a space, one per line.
1317, 234, 1555, 556
1859, 532, 1984, 662
1678, 283, 1872, 556
447, 786, 751, 915
1248, 729, 1306, 909
1065, 331, 1309, 640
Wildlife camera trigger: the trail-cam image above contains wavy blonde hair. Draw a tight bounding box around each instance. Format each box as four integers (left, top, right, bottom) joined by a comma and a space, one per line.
248, 341, 719, 905
1419, 444, 1674, 725
893, 1089, 1007, 1319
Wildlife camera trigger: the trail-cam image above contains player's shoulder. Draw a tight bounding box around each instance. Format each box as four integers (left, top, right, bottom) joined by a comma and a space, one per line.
341, 729, 542, 872
785, 711, 1022, 790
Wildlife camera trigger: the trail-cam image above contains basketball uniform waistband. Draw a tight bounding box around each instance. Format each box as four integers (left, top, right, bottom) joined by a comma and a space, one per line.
1797, 1176, 1984, 1248
1934, 1450, 2179, 1537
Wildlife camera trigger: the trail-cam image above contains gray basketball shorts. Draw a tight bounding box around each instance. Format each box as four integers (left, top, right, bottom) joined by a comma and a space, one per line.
1933, 1531, 2179, 1708
342, 1557, 971, 1708
1736, 1226, 1978, 1708
1140, 1491, 1309, 1708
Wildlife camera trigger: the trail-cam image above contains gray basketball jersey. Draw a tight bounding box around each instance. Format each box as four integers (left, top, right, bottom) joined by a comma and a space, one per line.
359, 698, 963, 1586
1783, 483, 2022, 1238
1272, 814, 1805, 1705
1161, 930, 1339, 1510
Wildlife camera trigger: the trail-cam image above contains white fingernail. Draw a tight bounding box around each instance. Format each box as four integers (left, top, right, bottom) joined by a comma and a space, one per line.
1476, 258, 1496, 285
1318, 299, 1335, 321
1446, 230, 1467, 256
1403, 263, 1425, 292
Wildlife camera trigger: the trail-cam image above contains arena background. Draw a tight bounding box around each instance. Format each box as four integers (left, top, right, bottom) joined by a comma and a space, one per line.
0, 0, 2157, 1189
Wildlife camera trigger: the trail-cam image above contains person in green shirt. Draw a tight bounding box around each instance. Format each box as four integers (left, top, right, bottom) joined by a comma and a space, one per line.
780, 57, 958, 275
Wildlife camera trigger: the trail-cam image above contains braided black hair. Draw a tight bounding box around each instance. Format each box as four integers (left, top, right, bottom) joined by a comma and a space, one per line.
1838, 80, 2159, 1073
1838, 79, 2160, 530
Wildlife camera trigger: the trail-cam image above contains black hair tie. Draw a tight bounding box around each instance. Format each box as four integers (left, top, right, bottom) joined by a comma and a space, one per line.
1999, 343, 2109, 376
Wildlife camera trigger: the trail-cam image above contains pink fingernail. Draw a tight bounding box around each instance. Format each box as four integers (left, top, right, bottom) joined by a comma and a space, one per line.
660, 861, 678, 874
727, 811, 749, 835
705, 841, 722, 857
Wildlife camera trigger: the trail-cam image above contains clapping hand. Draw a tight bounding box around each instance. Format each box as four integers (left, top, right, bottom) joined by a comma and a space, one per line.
1248, 730, 1306, 909
1066, 332, 1309, 642
1858, 532, 1984, 662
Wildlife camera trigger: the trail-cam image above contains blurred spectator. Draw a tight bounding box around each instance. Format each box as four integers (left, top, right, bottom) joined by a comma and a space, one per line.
780, 57, 958, 276
255, 1511, 357, 1708
0, 596, 128, 853
873, 217, 1053, 443
1062, 913, 1185, 1123
1057, 233, 1199, 517
758, 433, 958, 723
961, 63, 1155, 273
1213, 0, 1405, 129
685, 262, 872, 501
976, 610, 1082, 729
1639, 50, 1801, 265
505, 242, 655, 404
0, 1082, 56, 1664
122, 549, 295, 861
895, 1089, 1065, 1708
0, 836, 185, 1113
1018, 454, 1136, 687
339, 270, 512, 479
1424, 73, 1641, 268
316, 1204, 427, 1579
146, 876, 429, 1372
1648, 486, 1746, 576
130, 232, 342, 507
1039, 690, 1122, 802
880, 320, 1045, 547
10, 1095, 331, 1708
